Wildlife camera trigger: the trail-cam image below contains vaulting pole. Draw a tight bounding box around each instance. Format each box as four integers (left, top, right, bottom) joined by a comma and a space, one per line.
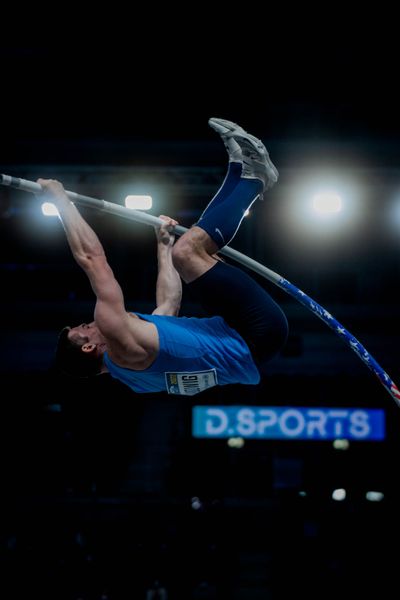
3, 174, 399, 406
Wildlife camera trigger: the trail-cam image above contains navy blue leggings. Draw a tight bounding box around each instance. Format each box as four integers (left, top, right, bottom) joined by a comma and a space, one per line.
188, 261, 288, 369
195, 161, 263, 249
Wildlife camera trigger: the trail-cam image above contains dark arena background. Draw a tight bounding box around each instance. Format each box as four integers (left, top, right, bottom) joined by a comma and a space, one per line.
1, 34, 400, 599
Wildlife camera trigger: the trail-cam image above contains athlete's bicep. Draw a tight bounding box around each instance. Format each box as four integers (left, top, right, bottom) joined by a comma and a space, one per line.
86, 256, 128, 338
94, 297, 130, 342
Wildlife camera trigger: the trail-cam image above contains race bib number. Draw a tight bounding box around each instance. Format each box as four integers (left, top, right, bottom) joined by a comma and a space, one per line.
165, 369, 218, 396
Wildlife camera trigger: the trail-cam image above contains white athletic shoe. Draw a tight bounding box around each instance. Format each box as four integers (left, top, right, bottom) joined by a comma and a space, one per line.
208, 117, 279, 191
208, 118, 243, 163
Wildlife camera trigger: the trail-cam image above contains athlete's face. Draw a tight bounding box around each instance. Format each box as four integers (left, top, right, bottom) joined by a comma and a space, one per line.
68, 321, 102, 346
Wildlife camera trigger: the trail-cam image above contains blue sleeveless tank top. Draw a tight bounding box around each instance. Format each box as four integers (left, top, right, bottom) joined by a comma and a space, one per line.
103, 312, 260, 396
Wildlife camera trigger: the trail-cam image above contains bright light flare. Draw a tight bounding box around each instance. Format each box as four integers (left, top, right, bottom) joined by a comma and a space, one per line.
227, 437, 245, 448
312, 191, 342, 213
125, 195, 152, 210
333, 439, 350, 450
332, 488, 346, 501
366, 491, 384, 502
41, 202, 59, 217
284, 170, 363, 239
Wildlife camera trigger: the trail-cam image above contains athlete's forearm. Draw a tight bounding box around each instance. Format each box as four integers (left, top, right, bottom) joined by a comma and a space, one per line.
58, 199, 105, 264
38, 179, 105, 267
155, 243, 182, 315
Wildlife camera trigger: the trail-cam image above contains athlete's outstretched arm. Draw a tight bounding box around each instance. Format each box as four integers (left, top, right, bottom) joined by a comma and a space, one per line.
37, 179, 128, 334
152, 215, 182, 316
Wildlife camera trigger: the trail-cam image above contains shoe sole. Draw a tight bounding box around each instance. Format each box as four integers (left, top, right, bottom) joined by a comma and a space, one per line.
209, 118, 265, 154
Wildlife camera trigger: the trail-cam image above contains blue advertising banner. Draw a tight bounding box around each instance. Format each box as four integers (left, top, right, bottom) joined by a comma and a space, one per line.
192, 406, 385, 441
